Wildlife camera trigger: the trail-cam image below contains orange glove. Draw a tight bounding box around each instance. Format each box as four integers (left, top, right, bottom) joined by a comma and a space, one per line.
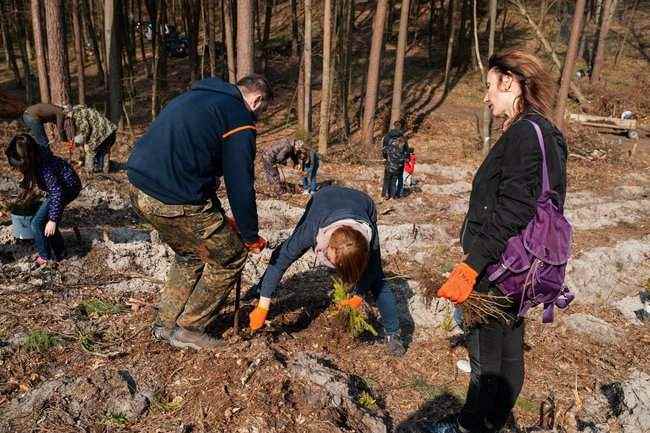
437, 262, 478, 304
249, 305, 269, 331
245, 236, 268, 254
338, 295, 363, 310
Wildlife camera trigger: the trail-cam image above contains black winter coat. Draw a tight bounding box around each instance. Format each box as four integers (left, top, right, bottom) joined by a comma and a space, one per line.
461, 113, 568, 275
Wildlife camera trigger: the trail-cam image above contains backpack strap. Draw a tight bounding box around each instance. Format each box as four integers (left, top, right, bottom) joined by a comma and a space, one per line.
525, 120, 550, 194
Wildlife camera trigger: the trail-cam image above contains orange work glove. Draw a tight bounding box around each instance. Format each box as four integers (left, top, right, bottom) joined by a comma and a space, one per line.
249, 305, 269, 331
244, 236, 268, 254
338, 295, 363, 310
437, 262, 478, 304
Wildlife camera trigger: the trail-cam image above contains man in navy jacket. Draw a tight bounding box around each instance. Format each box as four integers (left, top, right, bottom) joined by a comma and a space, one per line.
127, 75, 271, 350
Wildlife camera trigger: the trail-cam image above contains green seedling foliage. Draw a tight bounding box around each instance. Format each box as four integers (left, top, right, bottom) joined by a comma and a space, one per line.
102, 412, 128, 427
151, 394, 184, 414
331, 278, 378, 337
516, 396, 537, 413
24, 330, 60, 352
357, 391, 378, 411
78, 298, 124, 317
439, 306, 455, 332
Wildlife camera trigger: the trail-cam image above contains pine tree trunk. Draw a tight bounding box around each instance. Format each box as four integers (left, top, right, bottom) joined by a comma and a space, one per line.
290, 0, 299, 59
137, 0, 149, 76
31, 0, 50, 103
61, 1, 73, 99
224, 0, 237, 82
261, 0, 273, 72
105, 0, 122, 125
150, 0, 165, 119
14, 0, 32, 102
389, 0, 410, 126
360, 0, 389, 148
338, 0, 354, 139
297, 53, 305, 129
72, 0, 86, 104
555, 0, 586, 128
203, 0, 216, 76
590, 0, 613, 82
443, 0, 458, 94
481, 0, 497, 155
317, 0, 333, 154
303, 0, 312, 137
0, 4, 22, 87
45, 0, 70, 106
236, 0, 255, 78
182, 0, 201, 83
83, 0, 105, 86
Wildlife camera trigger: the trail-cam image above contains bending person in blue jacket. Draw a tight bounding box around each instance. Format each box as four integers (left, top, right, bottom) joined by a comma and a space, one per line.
248, 185, 406, 356
127, 75, 271, 350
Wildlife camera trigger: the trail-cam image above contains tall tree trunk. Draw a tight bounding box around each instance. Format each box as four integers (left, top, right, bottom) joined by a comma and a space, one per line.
590, 0, 613, 82
203, 0, 216, 76
137, 0, 149, 76
150, 0, 166, 119
72, 0, 86, 104
182, 0, 201, 83
14, 0, 32, 102
481, 0, 496, 154
338, 0, 354, 139
317, 0, 333, 154
360, 0, 389, 148
45, 0, 70, 106
61, 1, 73, 100
0, 4, 22, 86
261, 0, 273, 72
236, 0, 254, 78
297, 53, 305, 129
443, 0, 458, 93
83, 0, 105, 85
105, 0, 122, 125
31, 0, 50, 102
389, 0, 410, 126
290, 0, 299, 59
614, 0, 640, 66
223, 0, 236, 82
303, 0, 312, 137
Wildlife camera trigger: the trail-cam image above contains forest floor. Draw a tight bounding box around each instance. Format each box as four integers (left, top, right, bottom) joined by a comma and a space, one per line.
1, 3, 650, 432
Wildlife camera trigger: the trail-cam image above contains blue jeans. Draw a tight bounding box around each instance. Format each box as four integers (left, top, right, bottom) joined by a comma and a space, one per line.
22, 113, 50, 150
369, 279, 400, 335
396, 171, 404, 197
302, 156, 320, 192
31, 198, 65, 260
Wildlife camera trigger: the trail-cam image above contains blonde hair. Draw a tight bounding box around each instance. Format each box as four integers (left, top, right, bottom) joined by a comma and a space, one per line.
488, 49, 557, 128
329, 226, 369, 286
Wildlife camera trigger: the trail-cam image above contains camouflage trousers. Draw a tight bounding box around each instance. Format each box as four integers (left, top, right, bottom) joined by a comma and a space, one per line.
129, 187, 247, 333
262, 156, 285, 194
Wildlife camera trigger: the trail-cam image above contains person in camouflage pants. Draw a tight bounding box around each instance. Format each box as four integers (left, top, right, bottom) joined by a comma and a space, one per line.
65, 105, 117, 173
130, 188, 247, 335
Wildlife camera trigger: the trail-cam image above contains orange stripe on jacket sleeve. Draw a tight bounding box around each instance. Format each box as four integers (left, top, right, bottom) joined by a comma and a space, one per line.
222, 125, 257, 140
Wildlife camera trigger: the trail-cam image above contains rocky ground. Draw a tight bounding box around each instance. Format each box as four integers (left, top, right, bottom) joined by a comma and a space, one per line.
1, 114, 649, 433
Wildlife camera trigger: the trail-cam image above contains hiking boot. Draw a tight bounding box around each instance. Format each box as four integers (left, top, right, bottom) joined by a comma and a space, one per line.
151, 324, 173, 341
169, 327, 223, 350
385, 332, 406, 357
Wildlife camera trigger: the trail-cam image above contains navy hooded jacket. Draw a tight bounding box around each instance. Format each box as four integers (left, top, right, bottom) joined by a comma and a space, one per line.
258, 185, 383, 299
127, 78, 260, 243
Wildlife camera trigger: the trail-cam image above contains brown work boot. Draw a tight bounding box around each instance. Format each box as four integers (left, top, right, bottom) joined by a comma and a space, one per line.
168, 327, 223, 350
151, 324, 173, 341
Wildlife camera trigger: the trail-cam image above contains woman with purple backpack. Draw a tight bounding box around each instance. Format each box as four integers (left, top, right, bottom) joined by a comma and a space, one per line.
427, 49, 569, 433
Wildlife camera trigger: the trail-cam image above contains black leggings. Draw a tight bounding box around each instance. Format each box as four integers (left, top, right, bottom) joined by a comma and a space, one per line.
459, 318, 525, 432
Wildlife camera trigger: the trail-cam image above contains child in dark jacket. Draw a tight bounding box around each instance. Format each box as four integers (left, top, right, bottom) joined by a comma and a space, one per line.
247, 185, 406, 356
6, 134, 81, 265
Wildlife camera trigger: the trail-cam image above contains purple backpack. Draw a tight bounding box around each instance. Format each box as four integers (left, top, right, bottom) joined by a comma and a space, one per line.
485, 120, 574, 323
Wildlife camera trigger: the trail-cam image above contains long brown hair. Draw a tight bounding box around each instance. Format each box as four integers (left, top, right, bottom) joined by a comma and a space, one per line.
488, 49, 557, 128
329, 226, 369, 286
6, 133, 41, 192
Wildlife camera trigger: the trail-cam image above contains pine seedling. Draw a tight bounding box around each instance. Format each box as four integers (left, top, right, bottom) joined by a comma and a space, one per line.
331, 277, 378, 338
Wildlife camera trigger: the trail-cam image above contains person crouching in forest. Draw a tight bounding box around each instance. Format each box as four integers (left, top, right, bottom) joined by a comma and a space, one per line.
381, 120, 406, 198
261, 137, 304, 195
64, 105, 117, 174
246, 185, 406, 357
5, 134, 81, 266
22, 103, 68, 151
428, 49, 568, 433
